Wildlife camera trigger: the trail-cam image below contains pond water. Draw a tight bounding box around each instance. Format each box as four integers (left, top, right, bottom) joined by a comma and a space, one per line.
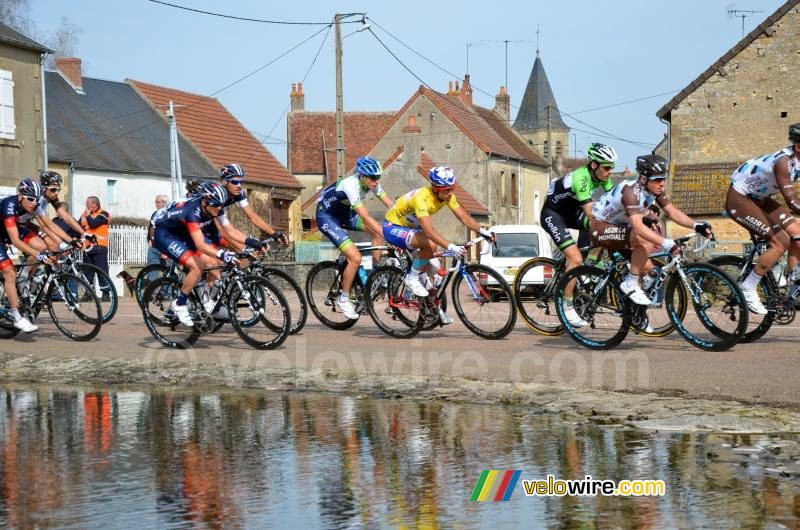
0, 385, 797, 528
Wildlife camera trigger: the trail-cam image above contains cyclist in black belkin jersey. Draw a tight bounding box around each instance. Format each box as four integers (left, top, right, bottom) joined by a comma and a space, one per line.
541, 142, 617, 327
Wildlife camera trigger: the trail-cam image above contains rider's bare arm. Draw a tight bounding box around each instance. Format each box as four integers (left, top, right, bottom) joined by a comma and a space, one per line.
775, 157, 800, 214
35, 214, 73, 244
629, 212, 665, 247
352, 204, 383, 236
452, 204, 482, 234
241, 204, 277, 236
418, 215, 450, 249
55, 203, 86, 236
581, 201, 595, 222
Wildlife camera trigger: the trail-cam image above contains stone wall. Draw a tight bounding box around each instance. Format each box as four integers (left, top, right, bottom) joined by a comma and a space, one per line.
669, 6, 800, 165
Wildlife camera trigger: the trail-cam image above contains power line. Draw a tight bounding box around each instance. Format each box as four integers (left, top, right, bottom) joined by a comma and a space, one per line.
567, 90, 681, 115
62, 24, 332, 158
146, 0, 362, 25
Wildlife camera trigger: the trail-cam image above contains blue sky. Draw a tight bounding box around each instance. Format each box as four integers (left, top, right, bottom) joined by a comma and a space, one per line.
28, 0, 785, 170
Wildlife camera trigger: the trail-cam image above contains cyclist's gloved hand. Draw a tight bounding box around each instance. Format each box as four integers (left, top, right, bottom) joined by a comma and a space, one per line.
57, 242, 70, 252
479, 227, 495, 242
36, 252, 49, 263
272, 230, 287, 245
83, 233, 97, 244
642, 217, 656, 228
447, 243, 466, 256
69, 238, 83, 249
216, 248, 239, 264
694, 222, 713, 238
244, 236, 262, 250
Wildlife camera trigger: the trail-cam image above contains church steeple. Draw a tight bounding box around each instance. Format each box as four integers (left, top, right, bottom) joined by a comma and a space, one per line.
513, 52, 568, 132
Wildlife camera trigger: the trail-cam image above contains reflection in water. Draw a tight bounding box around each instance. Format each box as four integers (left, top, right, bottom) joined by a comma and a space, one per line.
0, 385, 797, 528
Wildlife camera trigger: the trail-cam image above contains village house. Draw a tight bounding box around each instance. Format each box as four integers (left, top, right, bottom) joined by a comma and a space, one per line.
0, 22, 50, 190
656, 0, 800, 240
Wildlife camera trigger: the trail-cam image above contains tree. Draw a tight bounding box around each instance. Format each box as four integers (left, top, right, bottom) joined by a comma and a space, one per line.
0, 0, 34, 36
0, 1, 82, 65
44, 18, 82, 67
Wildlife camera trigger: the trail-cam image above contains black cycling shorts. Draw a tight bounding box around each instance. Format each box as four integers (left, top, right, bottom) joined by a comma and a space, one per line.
540, 205, 587, 250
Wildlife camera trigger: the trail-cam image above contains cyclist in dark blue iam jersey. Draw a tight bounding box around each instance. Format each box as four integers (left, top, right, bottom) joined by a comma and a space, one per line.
153, 181, 238, 327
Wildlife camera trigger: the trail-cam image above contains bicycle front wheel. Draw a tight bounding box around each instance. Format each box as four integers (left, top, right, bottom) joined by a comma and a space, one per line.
451, 264, 516, 339
634, 256, 686, 338
135, 264, 174, 307
708, 255, 774, 343
305, 261, 358, 330
47, 273, 102, 341
364, 265, 422, 338
665, 262, 748, 351
228, 276, 291, 350
556, 265, 630, 350
513, 257, 565, 336
74, 262, 118, 323
141, 276, 200, 349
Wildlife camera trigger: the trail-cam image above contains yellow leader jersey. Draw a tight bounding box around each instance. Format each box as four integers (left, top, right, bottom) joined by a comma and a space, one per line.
384, 186, 460, 228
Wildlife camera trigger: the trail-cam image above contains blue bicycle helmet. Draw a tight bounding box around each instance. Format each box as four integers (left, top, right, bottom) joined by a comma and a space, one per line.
201, 181, 228, 207
17, 178, 42, 199
428, 166, 456, 187
220, 163, 245, 181
355, 156, 383, 179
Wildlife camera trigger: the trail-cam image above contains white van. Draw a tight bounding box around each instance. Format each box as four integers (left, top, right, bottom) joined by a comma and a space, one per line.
480, 224, 553, 286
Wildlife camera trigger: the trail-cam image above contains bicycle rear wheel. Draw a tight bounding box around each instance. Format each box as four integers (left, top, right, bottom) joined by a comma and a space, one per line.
261, 267, 308, 335
141, 277, 200, 348
364, 265, 422, 338
135, 264, 174, 307
513, 257, 565, 336
708, 255, 774, 343
451, 264, 516, 339
305, 261, 358, 330
47, 273, 102, 341
556, 265, 630, 350
665, 262, 748, 351
0, 286, 21, 339
228, 275, 290, 349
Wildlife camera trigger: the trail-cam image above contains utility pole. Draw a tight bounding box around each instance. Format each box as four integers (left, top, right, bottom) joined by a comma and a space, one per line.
335, 13, 345, 180
546, 104, 553, 181
573, 133, 577, 158
167, 101, 183, 200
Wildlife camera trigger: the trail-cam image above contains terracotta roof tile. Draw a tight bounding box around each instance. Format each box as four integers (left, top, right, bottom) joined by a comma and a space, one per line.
472, 105, 547, 164
129, 80, 301, 189
287, 111, 396, 179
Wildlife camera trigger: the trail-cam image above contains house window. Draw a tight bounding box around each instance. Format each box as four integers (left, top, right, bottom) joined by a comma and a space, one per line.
106, 179, 117, 205
271, 198, 290, 231
555, 141, 563, 159
500, 170, 506, 204
511, 173, 518, 206
543, 140, 549, 160
0, 70, 15, 140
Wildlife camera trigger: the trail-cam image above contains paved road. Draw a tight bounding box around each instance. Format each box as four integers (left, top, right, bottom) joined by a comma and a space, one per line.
3, 298, 799, 409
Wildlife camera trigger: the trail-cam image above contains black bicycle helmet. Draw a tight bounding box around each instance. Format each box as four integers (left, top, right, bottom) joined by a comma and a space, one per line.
789, 123, 800, 143
39, 170, 63, 186
185, 178, 202, 197
636, 154, 668, 178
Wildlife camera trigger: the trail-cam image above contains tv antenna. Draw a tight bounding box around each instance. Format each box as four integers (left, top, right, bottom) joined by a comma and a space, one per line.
479, 39, 534, 93
727, 6, 763, 37
465, 42, 490, 76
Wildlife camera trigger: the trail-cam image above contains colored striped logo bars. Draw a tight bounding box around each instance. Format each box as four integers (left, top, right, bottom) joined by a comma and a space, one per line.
470, 470, 521, 501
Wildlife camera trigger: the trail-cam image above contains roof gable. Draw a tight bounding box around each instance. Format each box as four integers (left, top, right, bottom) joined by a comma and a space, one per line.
0, 21, 51, 53
46, 72, 214, 176
657, 0, 800, 119
418, 153, 490, 216
130, 80, 301, 189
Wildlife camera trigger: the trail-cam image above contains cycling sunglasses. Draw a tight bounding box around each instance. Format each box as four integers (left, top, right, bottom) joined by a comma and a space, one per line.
432, 185, 456, 193
46, 186, 61, 193
226, 178, 244, 186
21, 195, 38, 203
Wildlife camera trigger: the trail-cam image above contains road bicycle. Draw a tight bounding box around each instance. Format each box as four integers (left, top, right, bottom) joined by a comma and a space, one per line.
513, 246, 678, 338
305, 244, 411, 330
0, 249, 102, 341
554, 234, 748, 351
134, 238, 307, 335
140, 250, 290, 349
364, 236, 517, 339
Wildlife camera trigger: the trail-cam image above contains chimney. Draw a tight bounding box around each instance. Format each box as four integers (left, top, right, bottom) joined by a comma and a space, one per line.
494, 86, 510, 122
290, 81, 305, 112
447, 81, 454, 95
55, 57, 83, 92
460, 74, 473, 106
454, 80, 460, 94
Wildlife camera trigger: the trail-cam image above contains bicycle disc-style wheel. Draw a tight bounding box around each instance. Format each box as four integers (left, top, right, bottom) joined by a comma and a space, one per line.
47, 273, 102, 341
664, 262, 748, 351
305, 261, 358, 330
73, 262, 118, 324
135, 264, 176, 307
556, 265, 630, 350
451, 264, 516, 339
513, 257, 565, 336
708, 255, 774, 343
228, 275, 290, 349
141, 276, 200, 349
364, 265, 423, 338
261, 267, 308, 335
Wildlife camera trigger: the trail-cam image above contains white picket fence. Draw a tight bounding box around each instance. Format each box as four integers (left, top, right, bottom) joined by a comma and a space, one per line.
108, 225, 149, 265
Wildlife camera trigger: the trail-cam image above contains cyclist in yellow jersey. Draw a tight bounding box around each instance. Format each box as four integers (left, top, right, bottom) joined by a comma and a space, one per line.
383, 166, 494, 324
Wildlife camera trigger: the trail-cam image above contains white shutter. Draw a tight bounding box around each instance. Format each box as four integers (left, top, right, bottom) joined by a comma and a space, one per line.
0, 70, 15, 139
